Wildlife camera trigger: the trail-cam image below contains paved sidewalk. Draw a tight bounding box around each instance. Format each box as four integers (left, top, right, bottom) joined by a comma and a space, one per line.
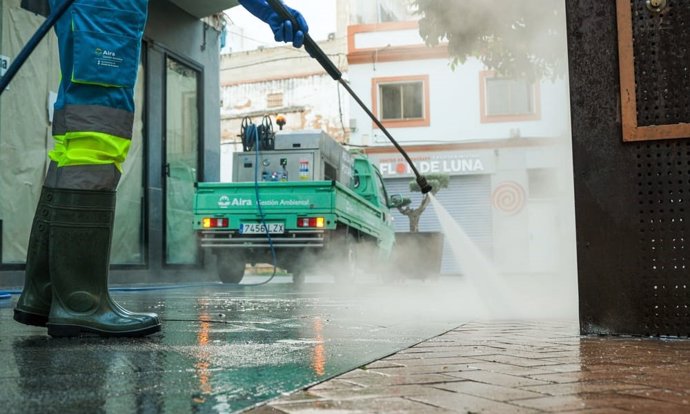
248, 321, 690, 413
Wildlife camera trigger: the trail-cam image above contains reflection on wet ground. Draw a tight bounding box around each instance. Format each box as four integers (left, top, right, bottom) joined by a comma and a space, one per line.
0, 277, 466, 413
253, 321, 690, 413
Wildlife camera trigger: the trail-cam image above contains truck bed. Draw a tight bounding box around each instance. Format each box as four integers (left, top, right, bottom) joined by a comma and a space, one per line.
194, 180, 388, 249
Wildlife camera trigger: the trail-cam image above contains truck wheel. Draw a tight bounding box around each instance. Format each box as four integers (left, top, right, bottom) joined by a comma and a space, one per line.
217, 256, 245, 284
292, 270, 305, 285
334, 230, 357, 284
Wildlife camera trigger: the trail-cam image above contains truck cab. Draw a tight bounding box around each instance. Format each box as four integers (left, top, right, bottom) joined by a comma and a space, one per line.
353, 156, 392, 211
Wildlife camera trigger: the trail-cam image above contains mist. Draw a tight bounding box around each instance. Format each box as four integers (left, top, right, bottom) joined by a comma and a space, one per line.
281, 0, 578, 323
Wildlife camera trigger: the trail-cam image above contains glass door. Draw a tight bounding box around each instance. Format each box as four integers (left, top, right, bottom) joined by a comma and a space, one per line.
165, 57, 200, 265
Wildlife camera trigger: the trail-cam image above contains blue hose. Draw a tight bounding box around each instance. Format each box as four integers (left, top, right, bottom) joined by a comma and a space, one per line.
241, 124, 279, 287
0, 282, 224, 297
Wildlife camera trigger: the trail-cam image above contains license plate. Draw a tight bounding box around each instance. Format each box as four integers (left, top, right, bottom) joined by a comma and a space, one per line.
240, 223, 285, 234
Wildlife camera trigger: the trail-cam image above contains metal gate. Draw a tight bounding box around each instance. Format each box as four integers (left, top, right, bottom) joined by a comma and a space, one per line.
568, 0, 690, 336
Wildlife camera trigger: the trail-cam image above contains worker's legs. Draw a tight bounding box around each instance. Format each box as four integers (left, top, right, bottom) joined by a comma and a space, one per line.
15, 0, 159, 337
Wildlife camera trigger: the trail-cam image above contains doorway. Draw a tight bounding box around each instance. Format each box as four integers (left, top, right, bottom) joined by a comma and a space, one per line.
164, 56, 201, 265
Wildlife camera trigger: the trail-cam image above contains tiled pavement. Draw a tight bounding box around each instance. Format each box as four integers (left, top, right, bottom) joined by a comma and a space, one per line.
247, 321, 690, 413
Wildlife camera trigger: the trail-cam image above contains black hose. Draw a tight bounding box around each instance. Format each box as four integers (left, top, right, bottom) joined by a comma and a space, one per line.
0, 0, 76, 95
265, 0, 432, 194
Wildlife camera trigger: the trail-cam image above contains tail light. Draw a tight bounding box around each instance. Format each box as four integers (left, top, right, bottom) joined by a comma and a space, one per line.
202, 217, 229, 228
297, 217, 325, 228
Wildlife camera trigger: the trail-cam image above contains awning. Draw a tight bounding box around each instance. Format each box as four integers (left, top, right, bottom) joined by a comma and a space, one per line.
168, 0, 240, 19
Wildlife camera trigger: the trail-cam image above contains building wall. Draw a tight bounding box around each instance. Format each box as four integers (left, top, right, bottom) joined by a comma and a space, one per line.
347, 23, 571, 147
349, 19, 575, 276
219, 37, 349, 152
0, 1, 61, 265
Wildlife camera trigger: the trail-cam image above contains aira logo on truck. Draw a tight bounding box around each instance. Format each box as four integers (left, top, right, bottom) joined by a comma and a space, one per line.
218, 196, 251, 208
217, 195, 310, 208
218, 195, 232, 208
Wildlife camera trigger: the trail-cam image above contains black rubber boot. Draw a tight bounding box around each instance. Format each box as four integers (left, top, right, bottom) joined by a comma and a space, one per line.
46, 188, 160, 337
13, 187, 53, 327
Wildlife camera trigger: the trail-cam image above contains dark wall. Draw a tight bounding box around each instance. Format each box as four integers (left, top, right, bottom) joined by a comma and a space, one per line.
567, 0, 690, 336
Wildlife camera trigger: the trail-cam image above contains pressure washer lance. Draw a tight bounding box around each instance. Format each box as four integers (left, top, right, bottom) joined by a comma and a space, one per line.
266, 0, 432, 194
0, 0, 77, 95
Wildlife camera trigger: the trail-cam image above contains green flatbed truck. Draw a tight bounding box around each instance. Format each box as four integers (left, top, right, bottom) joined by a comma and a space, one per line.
193, 130, 400, 283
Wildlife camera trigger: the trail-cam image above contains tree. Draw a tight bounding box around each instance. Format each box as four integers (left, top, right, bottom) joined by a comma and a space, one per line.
411, 0, 567, 80
396, 173, 449, 232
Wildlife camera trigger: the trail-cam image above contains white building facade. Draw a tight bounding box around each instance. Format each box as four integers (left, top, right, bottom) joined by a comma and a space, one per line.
346, 3, 575, 276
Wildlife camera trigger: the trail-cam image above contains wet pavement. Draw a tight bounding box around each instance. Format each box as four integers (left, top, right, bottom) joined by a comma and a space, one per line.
250, 321, 690, 413
2, 276, 689, 413
0, 276, 466, 413
249, 321, 690, 414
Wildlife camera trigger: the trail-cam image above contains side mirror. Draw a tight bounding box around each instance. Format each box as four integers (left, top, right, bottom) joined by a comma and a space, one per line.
388, 194, 411, 208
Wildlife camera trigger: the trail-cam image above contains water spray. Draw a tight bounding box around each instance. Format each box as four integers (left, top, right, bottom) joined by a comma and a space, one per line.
266, 0, 433, 194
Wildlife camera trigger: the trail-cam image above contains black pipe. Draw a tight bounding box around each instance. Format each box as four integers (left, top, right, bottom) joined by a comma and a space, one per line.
0, 0, 76, 95
266, 0, 432, 194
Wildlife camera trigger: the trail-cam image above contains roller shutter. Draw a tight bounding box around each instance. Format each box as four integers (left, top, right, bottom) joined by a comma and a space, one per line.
386, 174, 493, 274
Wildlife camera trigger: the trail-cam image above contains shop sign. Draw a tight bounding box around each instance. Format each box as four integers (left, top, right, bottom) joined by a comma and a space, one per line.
370, 150, 496, 178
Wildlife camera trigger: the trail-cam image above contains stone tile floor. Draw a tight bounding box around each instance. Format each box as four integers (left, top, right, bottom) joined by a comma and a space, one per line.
248, 321, 690, 413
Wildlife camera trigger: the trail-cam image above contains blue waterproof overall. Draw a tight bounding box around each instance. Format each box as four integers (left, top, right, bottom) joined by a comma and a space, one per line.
47, 0, 148, 190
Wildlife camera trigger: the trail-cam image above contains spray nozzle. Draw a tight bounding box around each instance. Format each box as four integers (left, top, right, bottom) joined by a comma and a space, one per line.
417, 175, 433, 194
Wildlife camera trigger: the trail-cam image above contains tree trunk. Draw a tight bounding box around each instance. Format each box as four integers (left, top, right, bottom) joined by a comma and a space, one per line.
403, 194, 431, 233
409, 212, 421, 232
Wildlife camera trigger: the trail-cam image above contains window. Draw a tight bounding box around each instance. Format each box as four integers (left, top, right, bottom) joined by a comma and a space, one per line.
165, 57, 201, 266
353, 0, 414, 24
266, 92, 283, 108
381, 82, 422, 120
372, 75, 430, 128
375, 171, 389, 208
480, 71, 540, 123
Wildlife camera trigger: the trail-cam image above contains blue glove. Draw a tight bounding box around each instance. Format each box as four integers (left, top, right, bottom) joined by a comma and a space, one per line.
239, 0, 309, 48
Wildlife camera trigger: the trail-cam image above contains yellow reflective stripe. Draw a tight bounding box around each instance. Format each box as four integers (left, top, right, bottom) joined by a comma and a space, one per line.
48, 134, 67, 163
70, 72, 122, 88
56, 132, 131, 173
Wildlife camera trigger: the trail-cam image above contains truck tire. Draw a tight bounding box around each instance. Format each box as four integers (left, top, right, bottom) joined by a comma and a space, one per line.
217, 255, 245, 284
332, 229, 357, 284
292, 270, 305, 285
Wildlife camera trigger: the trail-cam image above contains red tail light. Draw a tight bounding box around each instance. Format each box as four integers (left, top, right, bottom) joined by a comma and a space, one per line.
297, 217, 325, 228
202, 218, 229, 228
